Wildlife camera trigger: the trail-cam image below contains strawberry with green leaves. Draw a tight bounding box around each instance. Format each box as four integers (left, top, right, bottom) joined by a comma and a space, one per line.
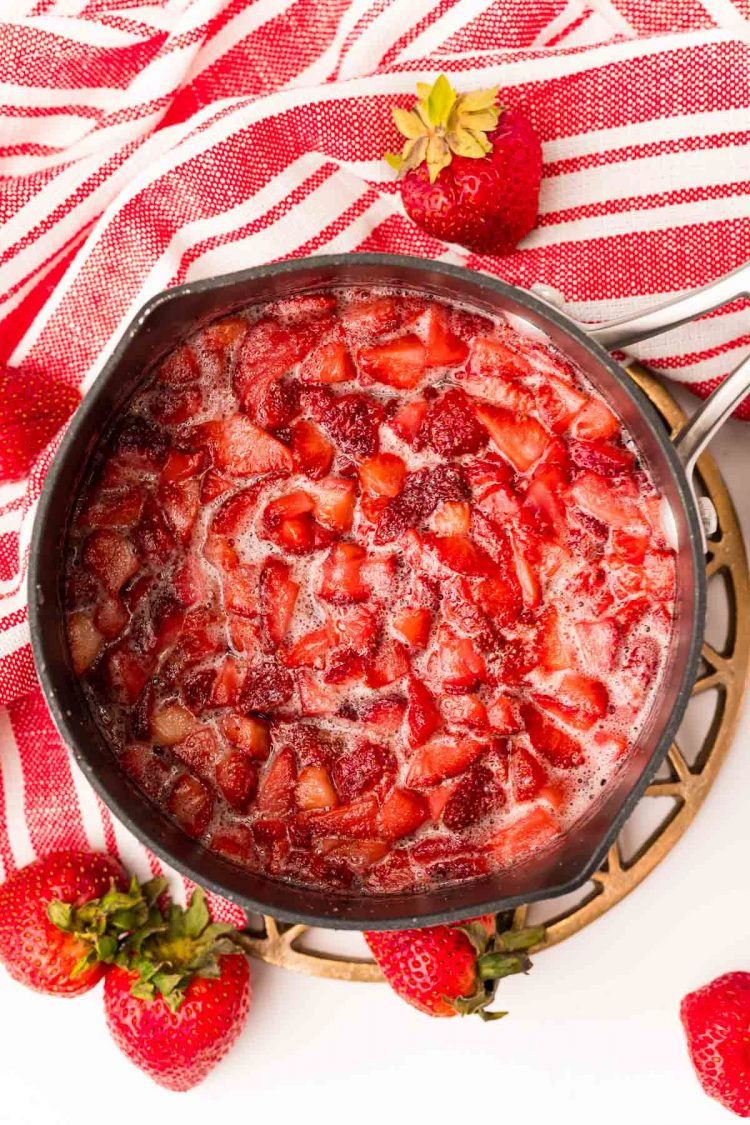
365, 914, 544, 1019
385, 75, 542, 256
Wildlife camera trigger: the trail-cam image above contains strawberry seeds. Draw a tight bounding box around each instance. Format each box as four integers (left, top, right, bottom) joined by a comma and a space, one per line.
65, 288, 676, 895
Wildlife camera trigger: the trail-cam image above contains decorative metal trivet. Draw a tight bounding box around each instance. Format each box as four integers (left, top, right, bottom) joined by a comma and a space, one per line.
234, 366, 750, 981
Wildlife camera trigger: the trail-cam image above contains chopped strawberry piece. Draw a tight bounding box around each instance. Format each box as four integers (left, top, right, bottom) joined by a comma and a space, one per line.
443, 764, 502, 831
200, 414, 293, 475
234, 318, 309, 413
313, 476, 356, 531
260, 557, 299, 646
358, 334, 426, 388
406, 675, 441, 747
83, 529, 140, 595
156, 344, 200, 387
571, 397, 619, 440
299, 337, 354, 385
216, 751, 258, 812
257, 747, 297, 816
332, 739, 391, 803
464, 454, 514, 492
133, 497, 174, 563
262, 490, 331, 555
272, 295, 337, 323
611, 530, 649, 564
297, 765, 338, 811
222, 564, 259, 618
427, 780, 460, 821
474, 571, 522, 630
379, 788, 430, 840
374, 464, 466, 544
94, 596, 128, 641
489, 806, 560, 865
283, 628, 330, 669
119, 744, 171, 800
441, 693, 488, 729
211, 657, 244, 707
569, 439, 635, 477
441, 576, 492, 643
151, 701, 196, 746
430, 628, 487, 693
341, 296, 400, 337
532, 671, 608, 731
475, 483, 520, 526
536, 373, 587, 433
209, 824, 256, 866
306, 387, 383, 458
159, 478, 200, 544
521, 703, 586, 768
366, 637, 409, 688
320, 840, 389, 873
423, 533, 495, 577
467, 336, 531, 380
523, 465, 568, 540
105, 646, 154, 704
360, 697, 406, 733
167, 774, 213, 837
475, 404, 549, 472
421, 305, 469, 366
290, 419, 334, 479
388, 398, 428, 447
508, 530, 541, 608
406, 737, 486, 788
195, 315, 248, 363
160, 449, 206, 485
511, 746, 549, 802
393, 606, 432, 648
432, 500, 471, 536
318, 542, 369, 604
305, 795, 379, 840
200, 470, 234, 503
425, 389, 487, 457
537, 605, 576, 671
328, 603, 381, 651
112, 417, 167, 470
359, 453, 406, 498
575, 618, 620, 675
151, 385, 203, 425
172, 555, 211, 607
486, 694, 519, 733
204, 532, 238, 572
67, 611, 103, 674
181, 667, 216, 715
82, 489, 144, 529
623, 635, 661, 690
569, 471, 639, 529
240, 658, 294, 711
297, 670, 340, 715
221, 713, 270, 758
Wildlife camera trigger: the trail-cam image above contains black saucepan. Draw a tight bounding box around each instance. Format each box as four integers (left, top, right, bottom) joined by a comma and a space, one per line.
28, 254, 750, 929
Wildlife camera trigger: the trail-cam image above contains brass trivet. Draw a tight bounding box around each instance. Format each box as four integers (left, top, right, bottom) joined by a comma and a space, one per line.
235, 366, 749, 980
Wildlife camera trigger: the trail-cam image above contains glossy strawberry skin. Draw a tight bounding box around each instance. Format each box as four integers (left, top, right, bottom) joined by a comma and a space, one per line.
681, 972, 750, 1117
104, 954, 251, 1092
399, 110, 542, 256
0, 850, 126, 996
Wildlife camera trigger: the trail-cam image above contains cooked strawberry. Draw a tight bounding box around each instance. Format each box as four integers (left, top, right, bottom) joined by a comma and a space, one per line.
536, 373, 587, 433
82, 489, 145, 529
474, 571, 522, 629
537, 605, 577, 671
313, 476, 356, 531
406, 737, 486, 788
611, 529, 649, 564
374, 464, 466, 544
282, 628, 330, 668
423, 306, 469, 366
574, 618, 620, 674
393, 606, 432, 648
195, 314, 248, 364
67, 610, 103, 674
215, 751, 258, 812
366, 636, 409, 688
423, 533, 495, 577
341, 295, 401, 337
296, 765, 338, 811
466, 335, 531, 380
200, 469, 234, 502
486, 694, 519, 734
379, 788, 430, 840
305, 795, 380, 840
211, 657, 243, 707
261, 490, 330, 555
257, 747, 297, 815
172, 555, 211, 607
360, 697, 407, 733
623, 635, 661, 692
210, 824, 257, 865
239, 658, 294, 711
359, 453, 406, 498
159, 478, 200, 545
156, 343, 200, 387
521, 703, 585, 768
82, 529, 140, 595
569, 470, 639, 528
200, 414, 293, 475
388, 397, 429, 447
569, 439, 635, 477
508, 530, 541, 608
332, 739, 391, 803
297, 670, 340, 715
221, 713, 270, 759
299, 336, 354, 385
571, 397, 619, 440
318, 542, 370, 603
511, 745, 549, 802
475, 482, 520, 526
307, 388, 383, 458
532, 671, 608, 732
290, 419, 334, 479
475, 404, 549, 472
431, 629, 487, 693
443, 764, 501, 831
406, 675, 441, 747
488, 805, 560, 865
222, 564, 260, 618
522, 465, 568, 540
151, 385, 202, 425
105, 646, 155, 704
260, 557, 299, 646
425, 389, 487, 457
234, 318, 309, 414
133, 497, 175, 563
441, 576, 492, 643
160, 448, 206, 485
167, 773, 213, 837
320, 840, 389, 873
358, 334, 426, 388
431, 500, 470, 536
441, 693, 488, 729
112, 417, 167, 470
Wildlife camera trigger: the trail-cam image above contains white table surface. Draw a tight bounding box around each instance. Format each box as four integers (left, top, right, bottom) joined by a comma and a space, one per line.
2, 390, 749, 1125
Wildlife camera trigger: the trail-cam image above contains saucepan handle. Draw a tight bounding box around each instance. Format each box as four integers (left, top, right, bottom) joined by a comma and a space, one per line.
582, 262, 750, 539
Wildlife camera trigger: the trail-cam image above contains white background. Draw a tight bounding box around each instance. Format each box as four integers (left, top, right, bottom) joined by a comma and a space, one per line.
2, 395, 749, 1125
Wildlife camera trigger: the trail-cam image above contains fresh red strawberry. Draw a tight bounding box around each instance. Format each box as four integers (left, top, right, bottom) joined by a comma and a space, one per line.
443, 764, 502, 831
0, 364, 81, 482
358, 334, 426, 388
199, 413, 293, 475
406, 736, 486, 787
102, 886, 250, 1092
379, 788, 429, 840
0, 850, 126, 996
290, 418, 334, 478
260, 557, 299, 646
365, 914, 544, 1018
385, 75, 541, 256
406, 675, 442, 747
475, 404, 549, 472
521, 703, 585, 768
681, 972, 750, 1117
425, 388, 487, 457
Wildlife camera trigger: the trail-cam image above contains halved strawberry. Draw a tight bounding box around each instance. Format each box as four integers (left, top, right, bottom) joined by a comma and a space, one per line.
359, 453, 406, 499
486, 693, 520, 734
475, 404, 549, 472
366, 637, 409, 689
387, 398, 428, 447
67, 611, 103, 674
159, 478, 200, 545
440, 693, 488, 729
200, 414, 293, 475
221, 713, 271, 759
425, 389, 487, 457
532, 671, 608, 732
379, 788, 429, 841
423, 533, 495, 577
406, 675, 441, 748
574, 618, 620, 675
257, 747, 297, 816
536, 373, 587, 433
299, 336, 354, 385
569, 471, 639, 529
571, 397, 619, 440
290, 419, 334, 479
392, 606, 432, 648
569, 439, 635, 477
260, 557, 299, 646
312, 476, 356, 531
318, 543, 370, 604
423, 305, 469, 366
521, 703, 585, 768
282, 628, 330, 669
83, 529, 140, 595
406, 737, 486, 788
358, 335, 426, 389
328, 603, 381, 651
488, 805, 560, 865
511, 746, 549, 802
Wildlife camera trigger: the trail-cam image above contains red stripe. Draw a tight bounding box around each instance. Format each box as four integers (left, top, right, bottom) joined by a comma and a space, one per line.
539, 179, 750, 228
545, 130, 750, 179
647, 331, 750, 370
0, 25, 167, 90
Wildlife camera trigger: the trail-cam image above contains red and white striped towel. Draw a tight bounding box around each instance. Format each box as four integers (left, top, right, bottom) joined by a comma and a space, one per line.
0, 0, 748, 915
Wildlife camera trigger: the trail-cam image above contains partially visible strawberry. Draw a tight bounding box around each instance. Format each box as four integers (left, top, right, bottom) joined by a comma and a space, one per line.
681, 972, 750, 1118
385, 75, 541, 256
365, 914, 544, 1019
0, 364, 81, 482
358, 334, 427, 389
0, 850, 125, 996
